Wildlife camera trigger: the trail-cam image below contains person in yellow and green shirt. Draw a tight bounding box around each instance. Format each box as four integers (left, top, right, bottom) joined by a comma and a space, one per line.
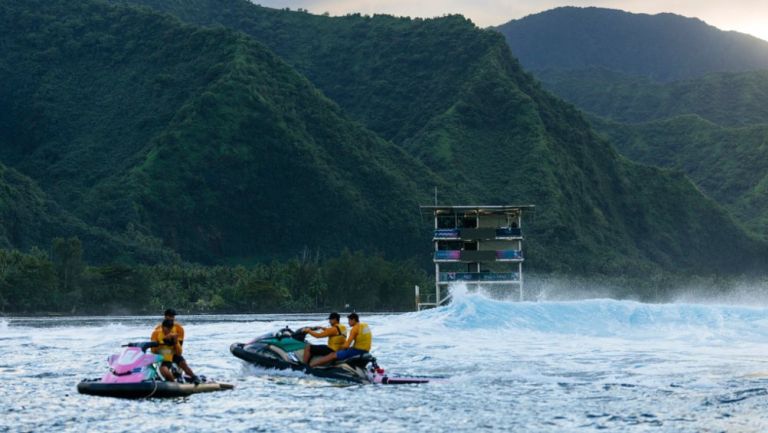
150, 309, 199, 384
310, 313, 371, 367
300, 312, 347, 365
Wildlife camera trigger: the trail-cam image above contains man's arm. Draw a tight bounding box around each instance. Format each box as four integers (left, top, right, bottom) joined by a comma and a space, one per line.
150, 329, 160, 354
176, 324, 185, 345
174, 324, 184, 355
342, 325, 358, 349
307, 327, 338, 338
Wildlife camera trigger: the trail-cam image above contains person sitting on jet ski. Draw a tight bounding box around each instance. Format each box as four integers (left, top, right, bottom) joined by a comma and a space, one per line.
310, 313, 372, 367
299, 312, 347, 365
151, 308, 198, 383
151, 319, 200, 384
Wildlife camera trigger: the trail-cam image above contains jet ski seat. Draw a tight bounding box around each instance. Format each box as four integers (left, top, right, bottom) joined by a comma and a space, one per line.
339, 353, 375, 369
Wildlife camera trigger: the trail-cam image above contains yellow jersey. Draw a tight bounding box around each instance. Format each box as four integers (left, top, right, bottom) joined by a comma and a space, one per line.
152, 322, 184, 355
352, 322, 372, 352
150, 328, 181, 362
327, 324, 347, 351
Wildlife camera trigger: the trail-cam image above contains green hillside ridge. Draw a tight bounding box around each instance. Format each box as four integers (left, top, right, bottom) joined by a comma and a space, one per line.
110, 0, 505, 145
108, 0, 768, 275
497, 13, 768, 243
0, 162, 176, 263
0, 1, 220, 209
496, 7, 768, 81
0, 0, 452, 264
535, 69, 768, 127
126, 36, 450, 262
593, 115, 768, 238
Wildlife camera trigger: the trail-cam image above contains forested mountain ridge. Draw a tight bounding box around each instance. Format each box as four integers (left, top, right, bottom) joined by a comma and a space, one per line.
496, 7, 768, 243
0, 0, 451, 263
496, 7, 768, 81
0, 162, 176, 263
102, 0, 768, 274
535, 69, 768, 127
111, 0, 505, 145
593, 115, 768, 237
0, 0, 766, 278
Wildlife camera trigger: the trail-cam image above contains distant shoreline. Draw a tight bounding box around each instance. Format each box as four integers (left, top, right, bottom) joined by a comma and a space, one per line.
0, 311, 397, 319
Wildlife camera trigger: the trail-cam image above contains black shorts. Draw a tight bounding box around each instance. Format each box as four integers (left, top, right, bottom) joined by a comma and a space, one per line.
161, 355, 185, 368
308, 344, 334, 357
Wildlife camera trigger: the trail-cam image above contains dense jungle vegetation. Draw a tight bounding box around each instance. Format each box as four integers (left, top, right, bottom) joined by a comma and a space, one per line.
591, 115, 768, 239
0, 238, 429, 313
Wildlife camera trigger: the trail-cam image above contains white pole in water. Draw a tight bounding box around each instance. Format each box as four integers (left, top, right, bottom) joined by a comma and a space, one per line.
415, 285, 420, 310
434, 209, 441, 307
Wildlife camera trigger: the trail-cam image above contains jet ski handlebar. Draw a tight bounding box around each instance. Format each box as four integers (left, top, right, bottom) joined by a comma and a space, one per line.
275, 327, 310, 342
121, 342, 159, 352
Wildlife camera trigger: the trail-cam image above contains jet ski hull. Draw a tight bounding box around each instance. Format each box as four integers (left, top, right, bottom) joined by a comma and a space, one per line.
230, 342, 371, 384
77, 379, 234, 399
230, 342, 297, 371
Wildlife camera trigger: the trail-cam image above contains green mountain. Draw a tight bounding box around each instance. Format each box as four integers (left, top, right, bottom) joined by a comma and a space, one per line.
1, 0, 766, 277
593, 115, 768, 237
535, 69, 768, 127
105, 0, 768, 274
496, 7, 768, 81
496, 8, 768, 243
548, 72, 768, 242
0, 0, 449, 263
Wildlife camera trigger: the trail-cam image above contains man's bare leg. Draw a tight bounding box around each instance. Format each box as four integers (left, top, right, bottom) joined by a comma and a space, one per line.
178, 359, 196, 378
159, 365, 175, 381
310, 352, 337, 368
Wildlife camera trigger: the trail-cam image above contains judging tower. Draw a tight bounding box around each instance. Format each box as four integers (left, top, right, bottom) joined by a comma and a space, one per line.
417, 205, 534, 310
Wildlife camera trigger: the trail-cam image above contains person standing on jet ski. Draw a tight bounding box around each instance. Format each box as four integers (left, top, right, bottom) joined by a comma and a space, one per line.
310, 313, 372, 367
299, 312, 347, 365
151, 310, 200, 384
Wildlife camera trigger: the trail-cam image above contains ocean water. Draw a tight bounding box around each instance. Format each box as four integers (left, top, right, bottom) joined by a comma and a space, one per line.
3, 287, 768, 432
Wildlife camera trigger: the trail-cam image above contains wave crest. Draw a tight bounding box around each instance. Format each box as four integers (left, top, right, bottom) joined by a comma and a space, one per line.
415, 283, 768, 340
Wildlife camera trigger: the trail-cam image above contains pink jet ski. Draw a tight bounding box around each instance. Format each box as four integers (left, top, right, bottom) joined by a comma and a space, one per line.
77, 342, 234, 398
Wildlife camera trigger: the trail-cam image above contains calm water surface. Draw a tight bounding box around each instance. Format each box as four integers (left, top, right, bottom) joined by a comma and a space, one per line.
3, 289, 768, 432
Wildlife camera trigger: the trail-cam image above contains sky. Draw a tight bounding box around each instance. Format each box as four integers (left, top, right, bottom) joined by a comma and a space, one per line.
251, 0, 768, 42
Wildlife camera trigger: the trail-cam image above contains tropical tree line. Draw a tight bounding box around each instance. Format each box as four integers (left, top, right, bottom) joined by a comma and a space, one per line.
0, 237, 431, 314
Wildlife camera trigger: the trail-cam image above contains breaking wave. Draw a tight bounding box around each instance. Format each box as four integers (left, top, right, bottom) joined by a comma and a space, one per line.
413, 284, 768, 341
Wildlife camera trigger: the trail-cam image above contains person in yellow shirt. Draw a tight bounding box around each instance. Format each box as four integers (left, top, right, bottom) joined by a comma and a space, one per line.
151, 309, 199, 383
299, 312, 347, 365
310, 313, 372, 367
154, 309, 185, 348
151, 319, 183, 381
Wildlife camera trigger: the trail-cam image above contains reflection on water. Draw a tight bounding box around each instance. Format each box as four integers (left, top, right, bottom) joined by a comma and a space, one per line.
3, 290, 768, 432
